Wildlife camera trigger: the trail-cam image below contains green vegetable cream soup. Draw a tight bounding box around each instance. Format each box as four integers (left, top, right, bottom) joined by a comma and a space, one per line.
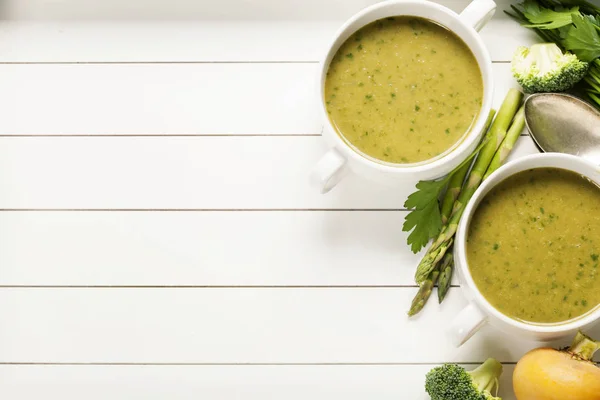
467, 168, 600, 324
324, 16, 483, 164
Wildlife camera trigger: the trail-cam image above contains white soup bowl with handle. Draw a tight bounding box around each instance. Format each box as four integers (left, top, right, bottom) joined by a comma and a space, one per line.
311, 0, 497, 193
450, 153, 600, 346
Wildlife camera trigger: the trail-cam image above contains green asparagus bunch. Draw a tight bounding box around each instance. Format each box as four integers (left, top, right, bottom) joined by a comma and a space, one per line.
407, 89, 526, 316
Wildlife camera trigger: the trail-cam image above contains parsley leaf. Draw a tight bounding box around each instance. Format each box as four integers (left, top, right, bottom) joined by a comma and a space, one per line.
558, 0, 600, 16
404, 178, 449, 211
402, 178, 450, 253
520, 0, 578, 29
563, 13, 600, 61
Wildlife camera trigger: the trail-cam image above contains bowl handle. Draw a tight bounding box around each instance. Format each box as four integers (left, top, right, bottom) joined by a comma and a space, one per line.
310, 148, 348, 194
448, 302, 488, 347
459, 0, 496, 32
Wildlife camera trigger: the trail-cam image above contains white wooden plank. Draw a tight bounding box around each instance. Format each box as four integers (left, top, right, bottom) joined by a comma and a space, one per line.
0, 63, 518, 135
0, 136, 539, 209
0, 3, 537, 62
0, 21, 339, 63
0, 211, 417, 286
0, 364, 518, 400
0, 63, 321, 136
0, 288, 596, 363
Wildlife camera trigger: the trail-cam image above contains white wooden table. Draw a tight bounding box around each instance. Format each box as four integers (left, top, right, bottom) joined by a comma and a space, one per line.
0, 0, 597, 398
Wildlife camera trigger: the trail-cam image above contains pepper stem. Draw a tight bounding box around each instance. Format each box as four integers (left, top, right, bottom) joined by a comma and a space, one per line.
568, 331, 600, 361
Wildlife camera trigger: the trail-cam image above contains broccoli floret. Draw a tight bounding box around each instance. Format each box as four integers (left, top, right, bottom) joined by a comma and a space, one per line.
425, 358, 503, 400
512, 43, 588, 93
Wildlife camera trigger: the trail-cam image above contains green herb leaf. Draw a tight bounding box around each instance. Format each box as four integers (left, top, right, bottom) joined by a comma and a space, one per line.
563, 13, 600, 61
402, 178, 449, 253
558, 0, 600, 16
520, 0, 578, 29
404, 179, 446, 211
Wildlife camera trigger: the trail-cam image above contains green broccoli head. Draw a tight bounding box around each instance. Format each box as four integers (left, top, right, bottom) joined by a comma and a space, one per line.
425, 358, 503, 400
512, 43, 588, 93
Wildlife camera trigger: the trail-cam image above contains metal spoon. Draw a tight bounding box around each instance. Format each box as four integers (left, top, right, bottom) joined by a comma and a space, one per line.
524, 93, 600, 164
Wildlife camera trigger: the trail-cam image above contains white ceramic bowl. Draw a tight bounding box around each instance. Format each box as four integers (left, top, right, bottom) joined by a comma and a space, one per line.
310, 0, 496, 193
450, 153, 600, 346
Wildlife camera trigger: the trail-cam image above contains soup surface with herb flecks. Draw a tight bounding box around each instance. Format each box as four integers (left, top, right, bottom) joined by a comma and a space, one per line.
324, 16, 483, 164
467, 168, 600, 324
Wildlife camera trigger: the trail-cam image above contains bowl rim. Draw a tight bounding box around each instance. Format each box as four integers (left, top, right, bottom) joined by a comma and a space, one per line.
317, 0, 494, 174
455, 152, 600, 333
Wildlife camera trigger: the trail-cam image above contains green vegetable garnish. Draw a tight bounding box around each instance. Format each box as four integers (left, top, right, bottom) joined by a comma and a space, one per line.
564, 14, 600, 62
506, 0, 600, 108
519, 1, 578, 29
511, 43, 588, 93
403, 178, 448, 254
425, 358, 503, 400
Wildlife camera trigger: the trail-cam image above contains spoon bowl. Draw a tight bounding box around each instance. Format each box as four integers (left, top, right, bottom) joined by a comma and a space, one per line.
524, 93, 600, 164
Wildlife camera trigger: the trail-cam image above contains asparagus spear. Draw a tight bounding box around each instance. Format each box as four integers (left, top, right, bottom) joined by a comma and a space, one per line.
437, 251, 454, 303
440, 163, 469, 225
415, 89, 523, 284
483, 106, 526, 180
440, 110, 496, 224
408, 246, 454, 316
408, 266, 441, 316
